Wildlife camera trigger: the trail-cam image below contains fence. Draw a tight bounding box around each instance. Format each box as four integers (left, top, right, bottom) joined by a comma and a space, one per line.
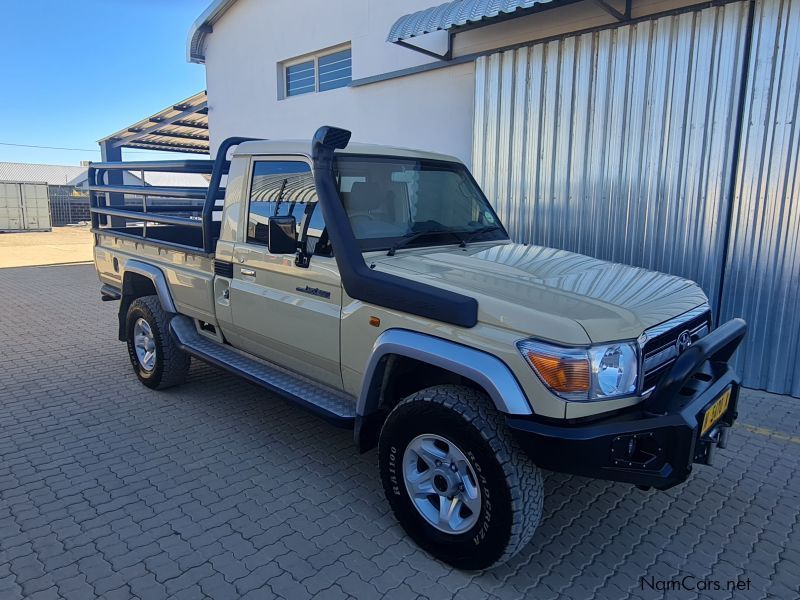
48, 185, 90, 226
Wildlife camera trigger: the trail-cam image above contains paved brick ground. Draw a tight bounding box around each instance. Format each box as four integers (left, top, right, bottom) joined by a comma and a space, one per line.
1, 264, 798, 600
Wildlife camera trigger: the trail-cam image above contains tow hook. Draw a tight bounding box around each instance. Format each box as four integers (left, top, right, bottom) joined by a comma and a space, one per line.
706, 438, 716, 464
718, 425, 730, 449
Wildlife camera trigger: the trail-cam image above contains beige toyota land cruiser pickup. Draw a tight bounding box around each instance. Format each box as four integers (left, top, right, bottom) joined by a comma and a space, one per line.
90, 126, 746, 569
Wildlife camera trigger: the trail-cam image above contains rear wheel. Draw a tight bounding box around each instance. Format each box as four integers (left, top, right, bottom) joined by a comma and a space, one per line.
125, 295, 190, 390
378, 384, 543, 570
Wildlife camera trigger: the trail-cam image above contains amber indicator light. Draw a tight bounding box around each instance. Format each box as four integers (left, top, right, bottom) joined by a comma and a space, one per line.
525, 352, 590, 393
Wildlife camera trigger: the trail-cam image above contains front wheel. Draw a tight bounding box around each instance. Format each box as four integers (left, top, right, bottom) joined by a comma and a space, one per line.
378, 385, 543, 570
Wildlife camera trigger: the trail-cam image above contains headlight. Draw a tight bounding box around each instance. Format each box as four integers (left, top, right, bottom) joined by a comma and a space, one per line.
517, 339, 638, 401
589, 343, 638, 398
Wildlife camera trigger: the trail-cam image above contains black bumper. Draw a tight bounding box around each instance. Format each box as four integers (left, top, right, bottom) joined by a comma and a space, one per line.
507, 318, 747, 490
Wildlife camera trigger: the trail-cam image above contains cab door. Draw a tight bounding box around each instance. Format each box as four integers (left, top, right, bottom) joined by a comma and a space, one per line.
227, 157, 343, 389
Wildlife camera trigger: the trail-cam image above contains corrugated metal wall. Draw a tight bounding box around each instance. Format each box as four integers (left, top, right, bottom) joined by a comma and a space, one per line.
473, 0, 800, 395
720, 0, 800, 395
473, 2, 750, 309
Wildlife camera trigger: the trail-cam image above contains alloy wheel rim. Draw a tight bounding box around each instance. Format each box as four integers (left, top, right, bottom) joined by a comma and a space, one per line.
402, 433, 482, 534
133, 318, 157, 372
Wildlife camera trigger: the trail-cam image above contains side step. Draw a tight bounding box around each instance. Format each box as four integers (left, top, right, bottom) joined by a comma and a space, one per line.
169, 316, 356, 427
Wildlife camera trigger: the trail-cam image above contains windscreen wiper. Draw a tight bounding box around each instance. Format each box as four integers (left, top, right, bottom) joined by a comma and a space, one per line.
459, 225, 502, 247
387, 230, 464, 256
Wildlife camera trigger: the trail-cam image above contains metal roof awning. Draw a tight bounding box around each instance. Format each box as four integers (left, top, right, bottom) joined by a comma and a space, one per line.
98, 91, 210, 155
388, 0, 631, 59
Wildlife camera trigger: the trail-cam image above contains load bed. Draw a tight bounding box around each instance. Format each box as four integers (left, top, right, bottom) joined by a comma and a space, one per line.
88, 138, 250, 254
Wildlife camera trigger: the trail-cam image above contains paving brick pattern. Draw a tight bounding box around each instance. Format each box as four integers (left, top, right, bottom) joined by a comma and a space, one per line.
0, 264, 798, 599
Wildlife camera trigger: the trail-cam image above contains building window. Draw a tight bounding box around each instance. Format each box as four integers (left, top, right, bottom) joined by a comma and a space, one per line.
284, 46, 351, 98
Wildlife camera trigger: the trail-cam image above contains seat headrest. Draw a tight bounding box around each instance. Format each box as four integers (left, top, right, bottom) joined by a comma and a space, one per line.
383, 181, 407, 203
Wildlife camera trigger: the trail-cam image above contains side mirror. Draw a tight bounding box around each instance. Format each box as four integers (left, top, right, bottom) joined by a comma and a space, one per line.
268, 215, 297, 254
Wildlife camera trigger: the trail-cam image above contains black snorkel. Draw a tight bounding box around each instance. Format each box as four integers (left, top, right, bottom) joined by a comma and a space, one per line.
311, 126, 478, 328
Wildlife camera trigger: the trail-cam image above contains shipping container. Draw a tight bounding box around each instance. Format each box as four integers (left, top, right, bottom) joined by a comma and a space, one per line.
0, 182, 52, 232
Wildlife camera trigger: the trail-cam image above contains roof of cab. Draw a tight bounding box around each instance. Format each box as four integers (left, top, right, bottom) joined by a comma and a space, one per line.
232, 139, 462, 163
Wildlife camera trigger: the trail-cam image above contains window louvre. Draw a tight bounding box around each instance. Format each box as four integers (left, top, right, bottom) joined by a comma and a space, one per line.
284, 47, 351, 98
318, 49, 352, 92
286, 60, 315, 97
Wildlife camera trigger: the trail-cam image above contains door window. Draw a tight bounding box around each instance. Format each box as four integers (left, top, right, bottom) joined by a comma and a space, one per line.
247, 161, 317, 245
302, 202, 332, 256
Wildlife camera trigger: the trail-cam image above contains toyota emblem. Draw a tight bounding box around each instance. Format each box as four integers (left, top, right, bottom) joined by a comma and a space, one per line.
675, 330, 692, 354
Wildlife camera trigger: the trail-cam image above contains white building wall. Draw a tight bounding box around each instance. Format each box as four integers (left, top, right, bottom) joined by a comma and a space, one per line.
203, 0, 476, 163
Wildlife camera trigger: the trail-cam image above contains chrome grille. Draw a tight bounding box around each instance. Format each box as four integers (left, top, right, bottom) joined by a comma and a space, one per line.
641, 305, 712, 392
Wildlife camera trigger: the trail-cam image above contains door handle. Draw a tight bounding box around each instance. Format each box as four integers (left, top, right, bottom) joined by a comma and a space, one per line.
240, 268, 256, 277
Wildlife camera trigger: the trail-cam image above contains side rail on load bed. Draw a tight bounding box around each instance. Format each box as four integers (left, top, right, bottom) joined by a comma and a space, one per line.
88, 137, 255, 253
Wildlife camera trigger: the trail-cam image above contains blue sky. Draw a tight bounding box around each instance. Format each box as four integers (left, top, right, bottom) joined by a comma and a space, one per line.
0, 0, 209, 165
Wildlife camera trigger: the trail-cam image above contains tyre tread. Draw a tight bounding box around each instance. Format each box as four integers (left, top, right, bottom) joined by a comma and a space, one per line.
127, 295, 190, 389
386, 384, 543, 567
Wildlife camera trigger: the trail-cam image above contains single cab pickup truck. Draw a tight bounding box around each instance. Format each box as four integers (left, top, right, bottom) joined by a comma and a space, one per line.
91, 127, 746, 569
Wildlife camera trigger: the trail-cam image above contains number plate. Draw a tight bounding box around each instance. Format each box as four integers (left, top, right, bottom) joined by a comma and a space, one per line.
701, 387, 731, 435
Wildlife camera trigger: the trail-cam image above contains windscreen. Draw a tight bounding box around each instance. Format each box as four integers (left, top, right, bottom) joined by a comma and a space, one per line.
333, 155, 507, 251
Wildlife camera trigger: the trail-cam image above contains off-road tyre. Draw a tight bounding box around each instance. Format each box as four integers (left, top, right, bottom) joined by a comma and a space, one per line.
378, 384, 543, 570
125, 295, 190, 390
